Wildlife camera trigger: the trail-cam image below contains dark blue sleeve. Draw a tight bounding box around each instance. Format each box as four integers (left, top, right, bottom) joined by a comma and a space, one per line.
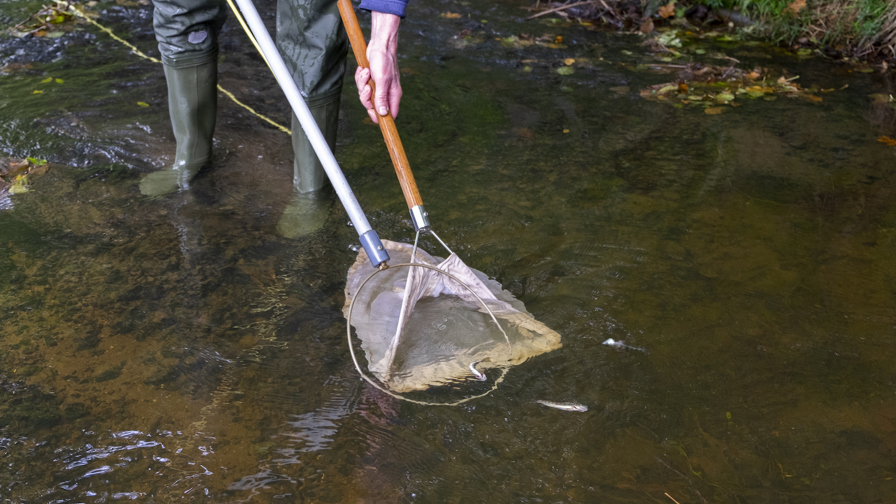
358, 0, 408, 17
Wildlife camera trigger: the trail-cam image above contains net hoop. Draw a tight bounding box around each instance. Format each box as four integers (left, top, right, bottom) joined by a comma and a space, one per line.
346, 261, 512, 406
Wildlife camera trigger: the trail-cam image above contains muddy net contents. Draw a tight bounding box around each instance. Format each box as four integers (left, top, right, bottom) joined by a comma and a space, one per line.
344, 240, 562, 394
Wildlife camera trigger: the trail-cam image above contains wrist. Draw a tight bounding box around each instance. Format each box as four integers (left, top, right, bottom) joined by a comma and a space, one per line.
369, 12, 400, 52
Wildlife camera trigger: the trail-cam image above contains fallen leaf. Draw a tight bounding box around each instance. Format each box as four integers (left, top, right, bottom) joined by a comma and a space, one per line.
32, 90, 43, 95
554, 36, 563, 44
514, 128, 534, 139
563, 129, 570, 133
27, 157, 47, 165
137, 102, 149, 107
704, 107, 724, 115
54, 78, 63, 84
0, 158, 29, 177
441, 12, 461, 19
557, 66, 574, 75
658, 2, 675, 18
784, 0, 805, 15
747, 70, 761, 79
878, 136, 896, 146
640, 18, 654, 34
29, 163, 50, 176
564, 58, 575, 65
678, 82, 688, 93
41, 77, 53, 84
716, 92, 735, 102
804, 95, 822, 102
9, 174, 30, 194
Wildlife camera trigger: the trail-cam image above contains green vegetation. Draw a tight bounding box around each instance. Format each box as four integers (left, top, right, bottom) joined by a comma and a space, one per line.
690, 0, 896, 58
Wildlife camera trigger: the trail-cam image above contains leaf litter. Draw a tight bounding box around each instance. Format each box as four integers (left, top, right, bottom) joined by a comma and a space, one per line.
8, 2, 76, 38
639, 63, 834, 110
0, 157, 51, 201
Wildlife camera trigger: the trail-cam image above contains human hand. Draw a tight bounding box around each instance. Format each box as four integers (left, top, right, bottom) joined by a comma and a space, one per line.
354, 11, 401, 124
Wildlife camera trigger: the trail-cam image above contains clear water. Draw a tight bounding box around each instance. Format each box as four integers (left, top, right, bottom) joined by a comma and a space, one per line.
2, 0, 896, 502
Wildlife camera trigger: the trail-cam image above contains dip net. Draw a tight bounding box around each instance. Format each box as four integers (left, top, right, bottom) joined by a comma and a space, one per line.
344, 240, 562, 397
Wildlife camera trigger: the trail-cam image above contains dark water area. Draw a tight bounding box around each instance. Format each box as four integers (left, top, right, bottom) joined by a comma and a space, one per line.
2, 0, 896, 502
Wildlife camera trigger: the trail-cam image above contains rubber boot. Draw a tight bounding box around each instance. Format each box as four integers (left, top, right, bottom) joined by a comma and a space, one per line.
140, 61, 217, 197
277, 96, 339, 238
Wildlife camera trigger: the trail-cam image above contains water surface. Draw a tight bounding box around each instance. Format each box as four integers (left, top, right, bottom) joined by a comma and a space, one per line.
2, 0, 896, 502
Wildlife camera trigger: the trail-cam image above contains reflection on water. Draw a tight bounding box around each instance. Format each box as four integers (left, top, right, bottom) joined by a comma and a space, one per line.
2, 0, 896, 501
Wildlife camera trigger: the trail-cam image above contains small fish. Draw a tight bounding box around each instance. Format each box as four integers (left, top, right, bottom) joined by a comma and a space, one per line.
469, 362, 487, 381
534, 400, 588, 412
602, 338, 647, 353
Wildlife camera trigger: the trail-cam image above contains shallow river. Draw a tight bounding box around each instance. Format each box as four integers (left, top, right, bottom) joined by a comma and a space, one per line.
2, 0, 896, 502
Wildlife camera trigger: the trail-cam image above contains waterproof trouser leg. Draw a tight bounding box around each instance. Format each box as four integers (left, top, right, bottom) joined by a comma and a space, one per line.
277, 0, 347, 193
140, 61, 218, 196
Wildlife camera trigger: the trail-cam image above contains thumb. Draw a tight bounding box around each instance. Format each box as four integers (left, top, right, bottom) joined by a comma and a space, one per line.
373, 78, 390, 117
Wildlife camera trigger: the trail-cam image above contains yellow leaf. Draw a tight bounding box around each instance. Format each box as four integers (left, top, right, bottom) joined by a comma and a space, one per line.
563, 129, 570, 133
554, 36, 563, 44
564, 58, 575, 66
137, 101, 150, 107
41, 77, 53, 83
878, 136, 896, 146
9, 174, 30, 194
441, 12, 461, 19
32, 90, 43, 94
704, 107, 724, 115
54, 78, 63, 84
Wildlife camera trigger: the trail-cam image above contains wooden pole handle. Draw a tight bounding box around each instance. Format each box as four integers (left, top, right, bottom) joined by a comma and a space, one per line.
337, 0, 423, 210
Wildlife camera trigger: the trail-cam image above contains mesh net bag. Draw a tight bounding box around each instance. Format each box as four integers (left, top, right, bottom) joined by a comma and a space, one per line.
344, 240, 562, 393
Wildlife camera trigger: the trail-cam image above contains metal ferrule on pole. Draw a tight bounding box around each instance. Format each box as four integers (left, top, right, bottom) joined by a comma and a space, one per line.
231, 0, 389, 266
409, 205, 431, 231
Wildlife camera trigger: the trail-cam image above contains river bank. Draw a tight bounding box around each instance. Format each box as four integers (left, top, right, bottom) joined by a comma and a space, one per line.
526, 0, 896, 64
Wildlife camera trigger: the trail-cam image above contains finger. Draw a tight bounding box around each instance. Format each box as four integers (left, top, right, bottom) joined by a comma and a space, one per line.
354, 66, 369, 90
359, 83, 373, 110
363, 88, 377, 123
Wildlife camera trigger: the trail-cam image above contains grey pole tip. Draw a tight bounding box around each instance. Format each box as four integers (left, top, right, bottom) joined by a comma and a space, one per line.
359, 230, 390, 267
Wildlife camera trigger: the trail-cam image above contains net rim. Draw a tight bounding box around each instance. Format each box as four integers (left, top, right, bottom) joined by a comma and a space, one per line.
346, 261, 511, 406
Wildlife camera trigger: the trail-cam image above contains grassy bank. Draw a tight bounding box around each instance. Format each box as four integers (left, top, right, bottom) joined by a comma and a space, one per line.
536, 0, 896, 62
695, 0, 896, 59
